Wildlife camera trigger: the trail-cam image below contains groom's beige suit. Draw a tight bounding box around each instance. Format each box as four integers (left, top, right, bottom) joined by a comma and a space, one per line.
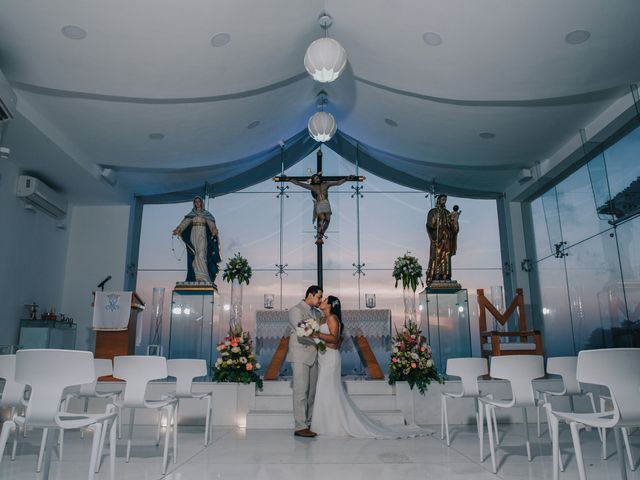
288, 300, 322, 431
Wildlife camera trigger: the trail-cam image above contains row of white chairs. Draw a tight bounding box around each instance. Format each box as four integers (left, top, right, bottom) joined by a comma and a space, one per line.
0, 350, 213, 480
440, 350, 640, 479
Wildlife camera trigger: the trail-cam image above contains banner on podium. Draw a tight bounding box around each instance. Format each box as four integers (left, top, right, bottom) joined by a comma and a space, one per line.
92, 291, 132, 331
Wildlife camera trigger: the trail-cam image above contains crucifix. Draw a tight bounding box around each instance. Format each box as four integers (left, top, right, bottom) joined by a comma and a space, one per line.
273, 148, 364, 288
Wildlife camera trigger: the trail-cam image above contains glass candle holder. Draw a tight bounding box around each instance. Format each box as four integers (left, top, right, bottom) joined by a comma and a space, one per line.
264, 293, 275, 309
365, 293, 376, 309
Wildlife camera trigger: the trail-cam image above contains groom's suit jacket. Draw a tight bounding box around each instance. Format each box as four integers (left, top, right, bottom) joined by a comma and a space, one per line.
287, 300, 322, 366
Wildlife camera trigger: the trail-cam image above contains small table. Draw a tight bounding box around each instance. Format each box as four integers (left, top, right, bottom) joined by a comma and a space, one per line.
18, 319, 77, 349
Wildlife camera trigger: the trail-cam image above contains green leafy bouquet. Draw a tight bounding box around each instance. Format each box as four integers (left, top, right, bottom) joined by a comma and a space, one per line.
222, 252, 253, 285
212, 326, 263, 389
388, 321, 443, 394
392, 252, 424, 292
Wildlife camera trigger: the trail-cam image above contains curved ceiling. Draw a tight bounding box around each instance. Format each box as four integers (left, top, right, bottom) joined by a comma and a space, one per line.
0, 0, 638, 201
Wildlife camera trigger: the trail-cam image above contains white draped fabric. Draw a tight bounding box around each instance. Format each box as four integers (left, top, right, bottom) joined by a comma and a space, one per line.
92, 291, 132, 331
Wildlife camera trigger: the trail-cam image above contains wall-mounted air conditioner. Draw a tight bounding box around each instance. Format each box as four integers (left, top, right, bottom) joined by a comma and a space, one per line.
0, 69, 17, 122
16, 175, 68, 218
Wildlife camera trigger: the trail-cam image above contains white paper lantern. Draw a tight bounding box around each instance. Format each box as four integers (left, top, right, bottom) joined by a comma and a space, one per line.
304, 37, 347, 83
308, 112, 337, 142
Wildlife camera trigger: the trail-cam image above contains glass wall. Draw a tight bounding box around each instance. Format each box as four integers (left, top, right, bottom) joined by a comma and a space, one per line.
529, 125, 640, 356
136, 148, 504, 367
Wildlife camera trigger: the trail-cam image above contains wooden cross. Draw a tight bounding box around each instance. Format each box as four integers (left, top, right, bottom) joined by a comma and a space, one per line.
273, 149, 364, 288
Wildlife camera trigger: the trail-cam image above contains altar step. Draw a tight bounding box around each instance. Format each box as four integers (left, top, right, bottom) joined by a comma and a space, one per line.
246, 379, 406, 429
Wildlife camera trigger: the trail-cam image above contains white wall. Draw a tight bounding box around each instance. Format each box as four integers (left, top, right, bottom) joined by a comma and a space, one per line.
61, 204, 131, 350
0, 160, 69, 346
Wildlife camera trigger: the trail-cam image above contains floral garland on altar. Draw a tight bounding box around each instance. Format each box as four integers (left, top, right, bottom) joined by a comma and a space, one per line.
212, 326, 263, 389
388, 320, 443, 394
222, 252, 252, 285
392, 252, 424, 292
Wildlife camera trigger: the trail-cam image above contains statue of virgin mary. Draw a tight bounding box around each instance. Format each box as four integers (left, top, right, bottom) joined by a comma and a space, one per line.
172, 196, 221, 285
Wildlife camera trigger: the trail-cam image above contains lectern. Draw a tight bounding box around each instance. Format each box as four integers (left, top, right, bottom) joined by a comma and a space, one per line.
94, 292, 145, 361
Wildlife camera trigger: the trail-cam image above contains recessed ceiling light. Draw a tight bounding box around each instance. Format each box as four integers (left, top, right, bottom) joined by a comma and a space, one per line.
61, 25, 87, 40
565, 30, 590, 45
479, 132, 496, 139
148, 133, 165, 140
384, 118, 398, 127
247, 121, 260, 129
422, 32, 443, 46
210, 33, 231, 47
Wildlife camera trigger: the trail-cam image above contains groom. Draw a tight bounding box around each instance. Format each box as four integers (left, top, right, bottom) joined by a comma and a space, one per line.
288, 285, 323, 437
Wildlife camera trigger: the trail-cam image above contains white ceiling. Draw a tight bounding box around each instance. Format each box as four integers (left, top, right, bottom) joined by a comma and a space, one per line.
0, 0, 639, 201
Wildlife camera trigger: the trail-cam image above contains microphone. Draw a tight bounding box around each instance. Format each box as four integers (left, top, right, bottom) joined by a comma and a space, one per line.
97, 275, 112, 291
453, 205, 459, 212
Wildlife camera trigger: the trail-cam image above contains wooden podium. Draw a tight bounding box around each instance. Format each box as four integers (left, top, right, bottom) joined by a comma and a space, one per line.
94, 292, 145, 363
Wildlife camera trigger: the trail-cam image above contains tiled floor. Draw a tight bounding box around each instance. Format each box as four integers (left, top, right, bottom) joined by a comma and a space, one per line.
0, 423, 638, 480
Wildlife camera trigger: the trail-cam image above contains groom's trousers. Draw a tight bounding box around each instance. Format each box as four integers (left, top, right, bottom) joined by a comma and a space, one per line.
291, 361, 318, 430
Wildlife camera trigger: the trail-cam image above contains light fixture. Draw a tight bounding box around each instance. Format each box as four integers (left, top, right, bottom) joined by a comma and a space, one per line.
565, 30, 590, 45
422, 32, 443, 46
61, 25, 87, 40
210, 33, 231, 47
304, 14, 347, 83
384, 118, 398, 127
148, 133, 165, 140
247, 120, 260, 129
308, 111, 337, 142
100, 167, 117, 186
479, 132, 496, 139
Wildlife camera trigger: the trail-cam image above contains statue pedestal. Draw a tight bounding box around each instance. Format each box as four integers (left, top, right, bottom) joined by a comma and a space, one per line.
426, 279, 462, 293
418, 288, 471, 371
168, 289, 217, 367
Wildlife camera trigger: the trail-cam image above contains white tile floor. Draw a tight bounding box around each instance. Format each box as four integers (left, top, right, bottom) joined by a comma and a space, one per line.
0, 423, 638, 480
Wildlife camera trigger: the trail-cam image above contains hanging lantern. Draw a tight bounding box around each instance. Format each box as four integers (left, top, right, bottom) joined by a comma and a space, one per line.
304, 37, 347, 83
308, 112, 337, 142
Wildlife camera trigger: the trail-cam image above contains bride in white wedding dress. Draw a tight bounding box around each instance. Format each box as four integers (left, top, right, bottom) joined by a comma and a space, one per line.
311, 296, 429, 439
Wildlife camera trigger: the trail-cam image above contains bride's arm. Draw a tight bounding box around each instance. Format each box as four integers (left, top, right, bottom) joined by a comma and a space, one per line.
316, 315, 340, 345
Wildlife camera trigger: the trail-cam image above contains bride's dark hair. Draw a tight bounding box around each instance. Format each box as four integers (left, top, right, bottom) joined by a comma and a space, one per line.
327, 295, 344, 336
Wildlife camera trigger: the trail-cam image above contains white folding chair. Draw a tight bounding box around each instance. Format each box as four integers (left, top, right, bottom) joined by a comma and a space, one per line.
0, 354, 28, 461
440, 357, 495, 457
69, 359, 121, 430
37, 358, 123, 472
546, 348, 640, 480
0, 349, 117, 480
165, 359, 213, 445
480, 355, 545, 474
113, 356, 178, 475
0, 354, 59, 470
599, 394, 635, 469
536, 356, 599, 438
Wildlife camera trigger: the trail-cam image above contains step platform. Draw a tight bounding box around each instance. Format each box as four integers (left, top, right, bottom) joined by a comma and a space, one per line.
246, 379, 406, 429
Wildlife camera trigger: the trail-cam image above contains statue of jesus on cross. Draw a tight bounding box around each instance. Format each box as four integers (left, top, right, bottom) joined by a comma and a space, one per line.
273, 149, 364, 288
274, 150, 364, 245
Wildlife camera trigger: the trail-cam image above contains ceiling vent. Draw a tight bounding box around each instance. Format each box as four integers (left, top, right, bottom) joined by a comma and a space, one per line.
0, 69, 17, 123
16, 175, 67, 218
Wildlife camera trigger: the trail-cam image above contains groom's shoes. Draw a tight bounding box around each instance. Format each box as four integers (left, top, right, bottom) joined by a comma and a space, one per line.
294, 428, 317, 438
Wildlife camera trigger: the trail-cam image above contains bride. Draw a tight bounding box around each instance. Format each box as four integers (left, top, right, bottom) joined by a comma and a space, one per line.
311, 295, 428, 438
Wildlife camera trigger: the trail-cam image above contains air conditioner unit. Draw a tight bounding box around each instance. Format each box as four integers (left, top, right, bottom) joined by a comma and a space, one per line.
16, 175, 67, 218
0, 69, 17, 122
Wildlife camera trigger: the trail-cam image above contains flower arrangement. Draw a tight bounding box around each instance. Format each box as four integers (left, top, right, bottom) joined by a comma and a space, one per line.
392, 252, 424, 292
296, 318, 326, 352
212, 326, 263, 389
388, 320, 443, 394
222, 253, 253, 285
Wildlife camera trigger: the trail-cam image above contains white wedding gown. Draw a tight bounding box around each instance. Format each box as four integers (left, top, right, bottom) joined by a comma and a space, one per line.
311, 324, 429, 438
